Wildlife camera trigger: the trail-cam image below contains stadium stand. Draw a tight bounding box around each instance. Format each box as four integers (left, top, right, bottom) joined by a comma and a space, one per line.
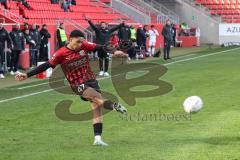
195, 0, 240, 23
0, 0, 135, 25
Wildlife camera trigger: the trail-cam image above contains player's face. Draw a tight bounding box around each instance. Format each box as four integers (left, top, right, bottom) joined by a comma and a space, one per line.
0, 24, 3, 30
69, 37, 85, 50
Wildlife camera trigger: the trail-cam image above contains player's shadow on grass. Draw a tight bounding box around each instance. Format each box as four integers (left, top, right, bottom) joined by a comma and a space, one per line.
169, 136, 240, 146
199, 136, 240, 145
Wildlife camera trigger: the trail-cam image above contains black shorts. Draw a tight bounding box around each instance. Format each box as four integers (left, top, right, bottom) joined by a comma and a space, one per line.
72, 80, 101, 101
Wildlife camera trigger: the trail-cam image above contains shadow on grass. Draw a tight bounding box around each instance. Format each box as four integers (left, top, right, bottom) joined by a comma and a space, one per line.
165, 136, 240, 146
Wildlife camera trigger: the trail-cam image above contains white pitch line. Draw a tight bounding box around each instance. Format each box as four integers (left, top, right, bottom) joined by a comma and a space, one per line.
0, 47, 239, 104
164, 47, 240, 66
17, 81, 50, 90
0, 89, 53, 104
17, 79, 66, 90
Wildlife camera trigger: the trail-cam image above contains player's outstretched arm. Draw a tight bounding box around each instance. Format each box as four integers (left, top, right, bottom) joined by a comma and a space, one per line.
84, 15, 98, 32
15, 62, 52, 81
109, 22, 124, 33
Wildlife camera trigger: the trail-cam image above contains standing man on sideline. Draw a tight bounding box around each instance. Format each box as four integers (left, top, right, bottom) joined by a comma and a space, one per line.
29, 24, 41, 68
10, 23, 25, 75
0, 23, 12, 78
143, 25, 149, 53
148, 25, 159, 57
128, 25, 137, 60
118, 22, 134, 60
84, 16, 123, 77
57, 23, 67, 49
118, 21, 131, 42
171, 23, 177, 47
162, 20, 173, 60
39, 24, 51, 61
136, 25, 145, 47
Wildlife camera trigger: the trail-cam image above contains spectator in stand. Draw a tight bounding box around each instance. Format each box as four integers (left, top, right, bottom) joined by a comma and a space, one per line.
85, 16, 123, 77
39, 24, 51, 61
71, 0, 76, 5
162, 19, 173, 60
10, 24, 25, 75
17, 0, 31, 9
1, 0, 8, 9
0, 23, 12, 79
148, 25, 159, 57
57, 23, 67, 48
60, 0, 69, 12
51, 0, 59, 4
29, 24, 41, 68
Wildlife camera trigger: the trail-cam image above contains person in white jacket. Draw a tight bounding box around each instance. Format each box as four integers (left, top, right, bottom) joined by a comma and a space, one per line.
148, 25, 159, 56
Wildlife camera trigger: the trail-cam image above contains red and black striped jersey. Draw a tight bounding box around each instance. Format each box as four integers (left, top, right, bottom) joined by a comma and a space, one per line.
49, 41, 97, 87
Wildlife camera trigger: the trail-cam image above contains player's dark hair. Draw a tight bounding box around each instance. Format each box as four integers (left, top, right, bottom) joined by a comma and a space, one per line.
151, 25, 155, 28
70, 30, 85, 38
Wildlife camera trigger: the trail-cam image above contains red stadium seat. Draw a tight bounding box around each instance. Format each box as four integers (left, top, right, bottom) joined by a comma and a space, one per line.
194, 0, 240, 23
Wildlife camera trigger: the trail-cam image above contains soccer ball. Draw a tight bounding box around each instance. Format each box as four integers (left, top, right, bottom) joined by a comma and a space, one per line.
183, 96, 203, 113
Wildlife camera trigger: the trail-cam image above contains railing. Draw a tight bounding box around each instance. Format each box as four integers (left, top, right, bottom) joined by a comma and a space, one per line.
95, 0, 129, 20
117, 0, 179, 24
111, 0, 151, 24
0, 5, 26, 23
180, 0, 221, 23
143, 0, 179, 24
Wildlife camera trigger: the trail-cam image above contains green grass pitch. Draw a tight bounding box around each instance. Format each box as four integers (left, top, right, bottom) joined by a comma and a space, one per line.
0, 46, 240, 160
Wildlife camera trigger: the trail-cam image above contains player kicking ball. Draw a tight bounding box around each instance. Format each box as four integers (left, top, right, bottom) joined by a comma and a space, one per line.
15, 30, 127, 146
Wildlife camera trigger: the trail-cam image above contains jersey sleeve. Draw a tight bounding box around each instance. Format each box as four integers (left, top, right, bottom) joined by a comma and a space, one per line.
48, 50, 62, 68
81, 41, 97, 52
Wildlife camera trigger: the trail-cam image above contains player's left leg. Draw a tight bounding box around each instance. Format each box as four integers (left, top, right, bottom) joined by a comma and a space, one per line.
81, 87, 127, 146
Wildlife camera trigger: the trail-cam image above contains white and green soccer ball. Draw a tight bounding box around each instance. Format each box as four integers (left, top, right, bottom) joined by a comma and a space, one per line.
183, 96, 203, 113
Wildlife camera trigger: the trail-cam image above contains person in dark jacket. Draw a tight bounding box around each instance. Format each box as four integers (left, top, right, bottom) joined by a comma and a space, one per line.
24, 29, 37, 51
143, 25, 150, 53
171, 23, 177, 47
162, 20, 173, 60
39, 24, 51, 61
0, 23, 12, 78
118, 22, 135, 60
22, 23, 29, 34
29, 24, 41, 67
85, 16, 123, 76
118, 21, 131, 41
136, 25, 146, 47
9, 24, 25, 75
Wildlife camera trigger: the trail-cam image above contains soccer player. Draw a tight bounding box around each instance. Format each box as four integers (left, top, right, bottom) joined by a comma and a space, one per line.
148, 25, 159, 57
15, 30, 127, 146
